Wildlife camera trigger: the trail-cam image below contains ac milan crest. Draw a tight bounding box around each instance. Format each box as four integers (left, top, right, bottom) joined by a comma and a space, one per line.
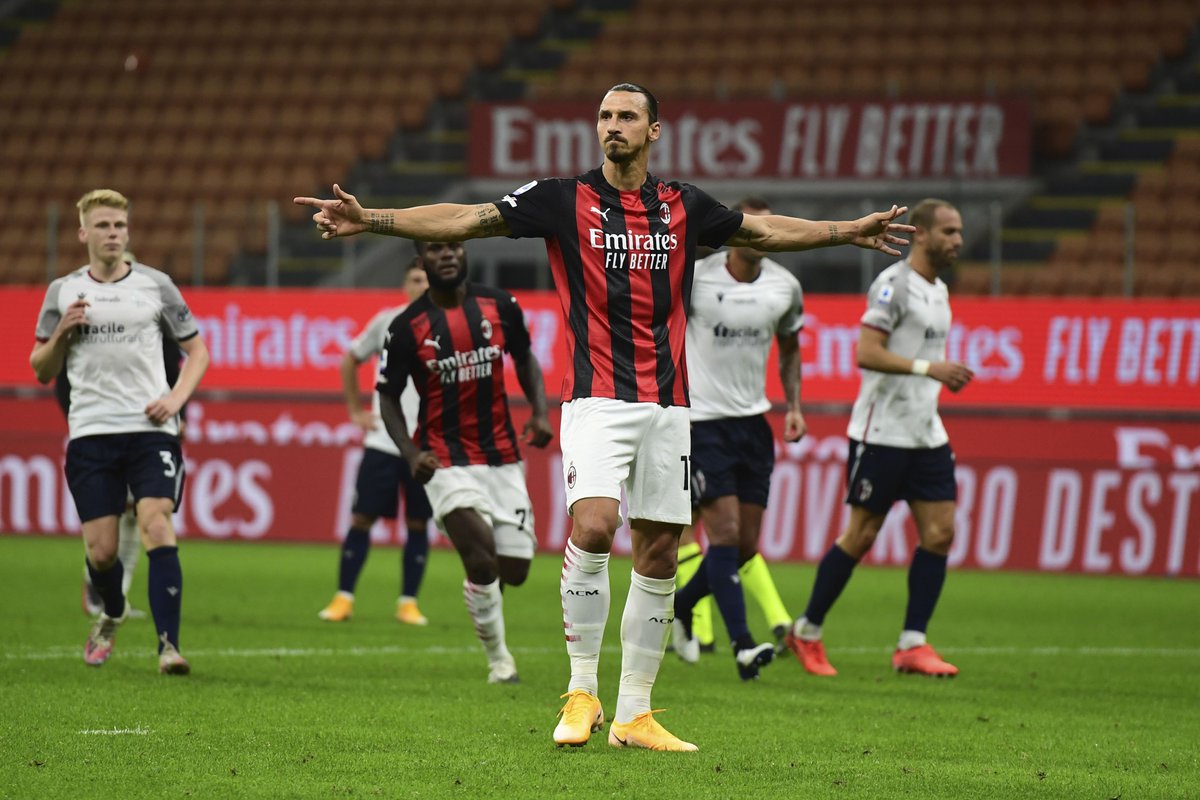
659, 203, 671, 225
566, 464, 577, 489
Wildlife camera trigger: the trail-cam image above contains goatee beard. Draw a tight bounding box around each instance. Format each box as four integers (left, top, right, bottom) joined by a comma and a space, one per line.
426, 269, 467, 291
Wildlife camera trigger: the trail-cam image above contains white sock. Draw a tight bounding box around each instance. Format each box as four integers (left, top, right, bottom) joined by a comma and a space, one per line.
117, 509, 141, 596
336, 590, 354, 601
615, 571, 674, 724
898, 630, 927, 651
561, 539, 610, 696
463, 578, 510, 664
794, 616, 823, 642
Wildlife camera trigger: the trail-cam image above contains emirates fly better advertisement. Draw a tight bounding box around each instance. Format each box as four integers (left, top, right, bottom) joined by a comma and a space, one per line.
3, 288, 1198, 577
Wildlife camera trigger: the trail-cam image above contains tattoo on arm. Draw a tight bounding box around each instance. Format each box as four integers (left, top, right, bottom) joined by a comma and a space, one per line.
367, 212, 394, 234
729, 225, 756, 246
474, 204, 508, 236
828, 224, 841, 245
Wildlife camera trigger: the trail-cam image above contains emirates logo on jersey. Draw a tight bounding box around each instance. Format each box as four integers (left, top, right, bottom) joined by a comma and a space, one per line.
426, 344, 502, 385
588, 229, 679, 271
659, 203, 671, 225
566, 464, 577, 489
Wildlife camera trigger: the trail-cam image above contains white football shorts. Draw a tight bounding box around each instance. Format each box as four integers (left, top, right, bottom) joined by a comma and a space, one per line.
559, 396, 691, 526
423, 461, 536, 560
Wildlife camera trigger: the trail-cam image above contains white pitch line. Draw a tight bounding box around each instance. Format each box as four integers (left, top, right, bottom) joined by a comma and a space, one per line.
6, 644, 1200, 662
77, 727, 152, 736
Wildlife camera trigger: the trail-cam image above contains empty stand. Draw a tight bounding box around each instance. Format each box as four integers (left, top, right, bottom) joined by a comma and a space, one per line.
0, 0, 560, 284
535, 0, 1199, 163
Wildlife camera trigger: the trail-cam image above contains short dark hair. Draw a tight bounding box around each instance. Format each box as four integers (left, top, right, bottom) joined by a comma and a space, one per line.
607, 82, 658, 123
734, 196, 771, 213
909, 198, 957, 230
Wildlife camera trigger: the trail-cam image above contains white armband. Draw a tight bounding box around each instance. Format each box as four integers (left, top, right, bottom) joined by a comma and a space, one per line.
911, 359, 930, 376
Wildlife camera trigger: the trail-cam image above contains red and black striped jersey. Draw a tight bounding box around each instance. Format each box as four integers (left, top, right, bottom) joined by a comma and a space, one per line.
375, 283, 530, 467
495, 168, 743, 406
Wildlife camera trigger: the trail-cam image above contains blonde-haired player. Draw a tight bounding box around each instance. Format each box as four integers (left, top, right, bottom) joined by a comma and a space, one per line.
32, 189, 210, 674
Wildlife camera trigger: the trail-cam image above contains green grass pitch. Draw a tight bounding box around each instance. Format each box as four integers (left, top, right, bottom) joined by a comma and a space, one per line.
2, 536, 1197, 799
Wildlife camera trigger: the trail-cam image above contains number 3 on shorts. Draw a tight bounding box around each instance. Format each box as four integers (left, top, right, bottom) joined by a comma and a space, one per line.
159, 450, 178, 478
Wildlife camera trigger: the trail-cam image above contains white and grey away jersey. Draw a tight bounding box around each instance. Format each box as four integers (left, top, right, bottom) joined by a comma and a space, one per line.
686, 251, 804, 421
847, 260, 952, 448
35, 263, 199, 439
349, 305, 419, 456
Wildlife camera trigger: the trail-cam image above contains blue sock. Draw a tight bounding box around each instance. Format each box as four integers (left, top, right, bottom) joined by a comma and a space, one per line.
705, 545, 752, 648
803, 545, 859, 626
86, 558, 126, 619
673, 558, 712, 636
401, 525, 429, 598
338, 527, 371, 594
147, 546, 182, 652
903, 547, 948, 634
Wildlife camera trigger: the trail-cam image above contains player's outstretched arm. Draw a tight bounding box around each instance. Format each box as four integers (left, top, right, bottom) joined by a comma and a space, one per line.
293, 184, 512, 242
726, 205, 914, 256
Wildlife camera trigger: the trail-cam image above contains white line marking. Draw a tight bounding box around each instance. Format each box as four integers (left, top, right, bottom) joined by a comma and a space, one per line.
78, 727, 152, 736
7, 644, 1200, 662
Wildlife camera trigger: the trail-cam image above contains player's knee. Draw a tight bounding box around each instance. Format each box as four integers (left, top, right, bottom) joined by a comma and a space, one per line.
570, 506, 618, 551
921, 524, 955, 555
460, 548, 499, 585
703, 516, 738, 547
837, 527, 878, 559
87, 543, 119, 570
140, 511, 176, 548
499, 558, 530, 587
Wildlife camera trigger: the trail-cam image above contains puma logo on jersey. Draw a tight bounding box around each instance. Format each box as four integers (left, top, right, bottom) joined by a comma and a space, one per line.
590, 206, 610, 222
423, 335, 441, 350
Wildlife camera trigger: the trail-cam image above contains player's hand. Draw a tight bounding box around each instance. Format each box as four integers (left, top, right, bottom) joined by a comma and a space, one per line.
852, 205, 915, 257
409, 451, 442, 483
783, 409, 808, 442
57, 298, 90, 341
929, 360, 974, 393
523, 415, 554, 449
145, 394, 182, 426
293, 183, 368, 240
349, 408, 377, 434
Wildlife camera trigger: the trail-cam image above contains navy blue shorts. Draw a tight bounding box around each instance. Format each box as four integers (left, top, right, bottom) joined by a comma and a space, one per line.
689, 415, 775, 508
65, 432, 185, 523
352, 447, 433, 521
845, 439, 957, 515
